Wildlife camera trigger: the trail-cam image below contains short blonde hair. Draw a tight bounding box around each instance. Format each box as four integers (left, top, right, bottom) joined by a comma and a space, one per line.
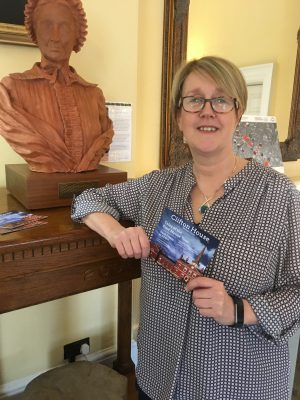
24, 0, 88, 53
172, 56, 247, 116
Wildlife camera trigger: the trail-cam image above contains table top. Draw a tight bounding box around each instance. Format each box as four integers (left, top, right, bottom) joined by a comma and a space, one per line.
0, 187, 101, 250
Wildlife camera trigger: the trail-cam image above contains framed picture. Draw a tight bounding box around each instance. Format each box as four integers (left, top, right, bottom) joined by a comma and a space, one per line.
0, 0, 34, 46
240, 63, 274, 116
160, 0, 300, 167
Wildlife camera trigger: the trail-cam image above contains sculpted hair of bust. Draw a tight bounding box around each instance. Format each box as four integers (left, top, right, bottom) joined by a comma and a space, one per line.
24, 0, 88, 53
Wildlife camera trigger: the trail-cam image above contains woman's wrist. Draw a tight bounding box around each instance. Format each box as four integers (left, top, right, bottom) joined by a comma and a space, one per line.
243, 298, 258, 325
228, 296, 258, 327
83, 212, 123, 245
230, 296, 244, 328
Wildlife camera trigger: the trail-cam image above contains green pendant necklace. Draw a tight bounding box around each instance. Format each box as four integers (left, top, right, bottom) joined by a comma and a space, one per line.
198, 156, 238, 215
199, 194, 213, 214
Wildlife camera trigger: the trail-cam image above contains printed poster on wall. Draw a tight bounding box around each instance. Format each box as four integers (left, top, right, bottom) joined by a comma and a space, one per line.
103, 102, 132, 162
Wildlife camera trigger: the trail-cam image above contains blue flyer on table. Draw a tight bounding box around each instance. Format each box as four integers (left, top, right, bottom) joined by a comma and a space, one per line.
0, 210, 48, 234
150, 208, 219, 273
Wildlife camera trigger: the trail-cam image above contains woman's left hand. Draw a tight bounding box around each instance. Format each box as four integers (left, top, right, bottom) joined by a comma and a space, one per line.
185, 276, 235, 326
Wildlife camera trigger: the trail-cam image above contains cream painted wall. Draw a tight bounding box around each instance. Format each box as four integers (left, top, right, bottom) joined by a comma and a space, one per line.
0, 0, 163, 386
188, 0, 300, 176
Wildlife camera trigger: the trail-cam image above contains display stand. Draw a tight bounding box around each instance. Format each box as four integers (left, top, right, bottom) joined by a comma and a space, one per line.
5, 164, 127, 209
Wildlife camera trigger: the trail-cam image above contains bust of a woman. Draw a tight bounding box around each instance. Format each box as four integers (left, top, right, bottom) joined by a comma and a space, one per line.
0, 0, 114, 173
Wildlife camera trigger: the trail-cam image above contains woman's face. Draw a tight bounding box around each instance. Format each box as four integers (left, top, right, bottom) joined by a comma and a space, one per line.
177, 71, 241, 157
34, 3, 78, 65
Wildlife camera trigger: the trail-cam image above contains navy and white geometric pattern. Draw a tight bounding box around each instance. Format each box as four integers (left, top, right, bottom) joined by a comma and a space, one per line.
72, 161, 300, 400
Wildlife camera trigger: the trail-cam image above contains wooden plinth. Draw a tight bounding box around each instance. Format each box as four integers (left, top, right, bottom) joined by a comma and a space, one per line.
5, 164, 127, 209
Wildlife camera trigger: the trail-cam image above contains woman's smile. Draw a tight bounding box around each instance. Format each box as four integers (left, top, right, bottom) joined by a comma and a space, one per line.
196, 125, 218, 133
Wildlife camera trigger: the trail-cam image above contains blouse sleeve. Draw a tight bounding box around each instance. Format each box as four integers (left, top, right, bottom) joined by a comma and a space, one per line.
71, 171, 157, 225
247, 185, 300, 345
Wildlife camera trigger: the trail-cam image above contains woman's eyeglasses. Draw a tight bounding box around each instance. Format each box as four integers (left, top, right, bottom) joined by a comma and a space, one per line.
179, 95, 239, 114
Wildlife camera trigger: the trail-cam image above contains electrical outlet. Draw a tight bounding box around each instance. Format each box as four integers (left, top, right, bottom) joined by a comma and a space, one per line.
64, 337, 90, 362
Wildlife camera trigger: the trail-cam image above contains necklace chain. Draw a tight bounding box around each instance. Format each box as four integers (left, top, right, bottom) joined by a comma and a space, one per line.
198, 156, 238, 215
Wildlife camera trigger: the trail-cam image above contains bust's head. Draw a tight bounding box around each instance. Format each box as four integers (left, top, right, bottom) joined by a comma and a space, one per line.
24, 0, 88, 57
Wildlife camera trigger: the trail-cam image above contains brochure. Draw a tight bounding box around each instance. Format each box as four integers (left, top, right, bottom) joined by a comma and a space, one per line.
0, 210, 48, 235
150, 208, 219, 280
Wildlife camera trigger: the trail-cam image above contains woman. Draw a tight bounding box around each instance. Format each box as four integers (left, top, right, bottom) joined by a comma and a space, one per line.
71, 56, 300, 399
0, 0, 113, 173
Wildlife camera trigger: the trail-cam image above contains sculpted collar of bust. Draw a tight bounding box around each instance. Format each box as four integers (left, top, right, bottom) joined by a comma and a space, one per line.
9, 62, 96, 87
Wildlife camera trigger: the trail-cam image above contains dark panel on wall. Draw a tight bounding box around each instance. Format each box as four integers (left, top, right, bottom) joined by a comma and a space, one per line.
0, 0, 26, 25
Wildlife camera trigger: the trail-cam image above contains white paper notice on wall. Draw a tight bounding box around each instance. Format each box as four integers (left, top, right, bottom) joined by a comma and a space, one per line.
104, 102, 132, 162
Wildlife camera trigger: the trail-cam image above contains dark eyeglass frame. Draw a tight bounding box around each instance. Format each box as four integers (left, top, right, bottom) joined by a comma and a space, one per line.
179, 96, 239, 114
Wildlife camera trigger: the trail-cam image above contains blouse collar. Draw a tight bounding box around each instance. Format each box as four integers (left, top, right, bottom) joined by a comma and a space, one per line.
185, 158, 258, 195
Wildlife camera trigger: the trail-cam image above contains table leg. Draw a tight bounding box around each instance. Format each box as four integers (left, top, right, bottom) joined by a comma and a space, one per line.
113, 280, 135, 374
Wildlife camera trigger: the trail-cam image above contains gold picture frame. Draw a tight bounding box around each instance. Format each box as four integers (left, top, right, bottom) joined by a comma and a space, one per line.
160, 0, 300, 168
0, 0, 34, 47
0, 22, 34, 46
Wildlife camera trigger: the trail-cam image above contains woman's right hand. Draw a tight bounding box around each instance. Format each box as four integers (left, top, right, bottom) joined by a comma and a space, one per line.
83, 212, 150, 259
108, 225, 150, 259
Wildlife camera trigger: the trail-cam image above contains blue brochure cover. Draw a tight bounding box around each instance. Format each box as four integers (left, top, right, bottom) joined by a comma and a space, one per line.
150, 208, 219, 274
0, 210, 48, 234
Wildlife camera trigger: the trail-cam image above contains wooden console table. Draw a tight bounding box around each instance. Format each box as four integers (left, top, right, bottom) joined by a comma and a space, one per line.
0, 188, 141, 374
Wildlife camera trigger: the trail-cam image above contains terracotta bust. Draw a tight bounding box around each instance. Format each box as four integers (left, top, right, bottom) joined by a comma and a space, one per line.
0, 0, 113, 173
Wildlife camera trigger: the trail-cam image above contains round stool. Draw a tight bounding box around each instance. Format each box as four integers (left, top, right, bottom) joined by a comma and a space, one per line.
22, 361, 127, 400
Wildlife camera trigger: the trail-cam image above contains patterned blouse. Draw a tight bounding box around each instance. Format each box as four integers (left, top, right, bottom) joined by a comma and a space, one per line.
71, 161, 300, 400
